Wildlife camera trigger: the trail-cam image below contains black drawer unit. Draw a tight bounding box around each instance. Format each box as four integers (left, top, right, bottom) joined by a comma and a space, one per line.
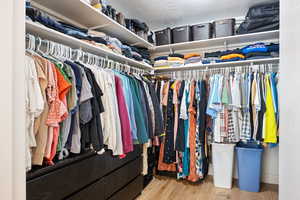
191, 23, 212, 41
155, 28, 172, 46
213, 18, 236, 38
172, 25, 192, 43
108, 175, 143, 200
27, 145, 142, 200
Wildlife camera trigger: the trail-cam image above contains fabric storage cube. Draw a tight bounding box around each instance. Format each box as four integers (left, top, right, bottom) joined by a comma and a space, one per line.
172, 25, 192, 44
191, 23, 212, 41
155, 28, 172, 46
213, 18, 236, 38
236, 142, 264, 192
212, 143, 235, 189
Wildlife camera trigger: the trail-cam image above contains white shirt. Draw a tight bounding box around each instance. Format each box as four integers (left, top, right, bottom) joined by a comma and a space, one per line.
91, 67, 123, 155
25, 55, 44, 171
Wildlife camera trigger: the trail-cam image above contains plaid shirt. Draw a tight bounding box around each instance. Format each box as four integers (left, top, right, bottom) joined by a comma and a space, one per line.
227, 110, 239, 143
240, 111, 252, 141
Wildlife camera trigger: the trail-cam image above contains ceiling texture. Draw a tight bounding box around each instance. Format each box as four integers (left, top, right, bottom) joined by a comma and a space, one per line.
108, 0, 277, 30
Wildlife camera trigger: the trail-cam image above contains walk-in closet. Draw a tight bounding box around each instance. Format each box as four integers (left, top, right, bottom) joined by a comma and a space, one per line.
1, 0, 300, 200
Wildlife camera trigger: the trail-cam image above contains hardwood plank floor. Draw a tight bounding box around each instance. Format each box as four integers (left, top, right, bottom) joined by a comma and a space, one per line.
137, 176, 278, 200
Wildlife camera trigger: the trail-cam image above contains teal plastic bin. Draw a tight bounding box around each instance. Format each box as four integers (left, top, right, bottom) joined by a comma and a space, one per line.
236, 143, 264, 192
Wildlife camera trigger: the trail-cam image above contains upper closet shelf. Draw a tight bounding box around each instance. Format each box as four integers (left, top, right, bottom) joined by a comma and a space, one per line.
154, 58, 280, 73
31, 0, 154, 48
150, 30, 279, 54
26, 20, 153, 71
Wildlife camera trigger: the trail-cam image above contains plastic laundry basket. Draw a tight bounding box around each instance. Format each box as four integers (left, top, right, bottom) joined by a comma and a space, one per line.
236, 142, 264, 192
212, 143, 236, 189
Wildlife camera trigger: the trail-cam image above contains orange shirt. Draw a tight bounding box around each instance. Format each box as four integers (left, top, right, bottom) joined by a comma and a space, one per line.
187, 81, 200, 182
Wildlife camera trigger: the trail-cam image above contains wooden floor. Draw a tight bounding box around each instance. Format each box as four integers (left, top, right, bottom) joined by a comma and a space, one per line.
137, 176, 278, 200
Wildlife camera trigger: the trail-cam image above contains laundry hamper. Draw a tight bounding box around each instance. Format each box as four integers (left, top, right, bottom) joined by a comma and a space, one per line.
212, 143, 235, 189
236, 142, 264, 192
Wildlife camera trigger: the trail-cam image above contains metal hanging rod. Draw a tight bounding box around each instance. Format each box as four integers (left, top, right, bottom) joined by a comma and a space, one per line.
25, 34, 149, 74
154, 63, 279, 79
154, 57, 280, 73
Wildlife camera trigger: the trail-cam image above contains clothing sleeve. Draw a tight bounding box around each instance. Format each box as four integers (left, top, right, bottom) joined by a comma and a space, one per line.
28, 57, 44, 117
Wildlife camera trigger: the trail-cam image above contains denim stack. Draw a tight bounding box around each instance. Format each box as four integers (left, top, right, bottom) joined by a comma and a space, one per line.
237, 2, 279, 34
26, 7, 90, 40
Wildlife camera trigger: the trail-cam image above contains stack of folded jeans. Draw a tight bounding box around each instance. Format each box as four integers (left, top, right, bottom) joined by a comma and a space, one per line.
121, 45, 133, 59
131, 46, 151, 63
26, 7, 91, 40
184, 53, 201, 65
220, 49, 245, 62
131, 51, 143, 61
153, 56, 169, 68
237, 2, 279, 34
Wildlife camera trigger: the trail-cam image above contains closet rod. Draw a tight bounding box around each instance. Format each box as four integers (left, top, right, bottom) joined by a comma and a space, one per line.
154, 58, 280, 73
26, 34, 151, 74
154, 63, 279, 77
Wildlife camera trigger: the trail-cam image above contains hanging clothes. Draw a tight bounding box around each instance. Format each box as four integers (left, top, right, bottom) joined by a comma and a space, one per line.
155, 68, 279, 183
25, 47, 162, 172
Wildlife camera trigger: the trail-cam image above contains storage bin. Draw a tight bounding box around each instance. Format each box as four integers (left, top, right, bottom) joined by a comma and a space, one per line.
212, 143, 235, 189
172, 25, 192, 44
155, 28, 172, 46
236, 142, 264, 192
213, 18, 236, 38
191, 23, 212, 41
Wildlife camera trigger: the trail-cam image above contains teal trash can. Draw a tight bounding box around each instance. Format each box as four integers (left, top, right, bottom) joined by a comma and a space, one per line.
236, 142, 264, 192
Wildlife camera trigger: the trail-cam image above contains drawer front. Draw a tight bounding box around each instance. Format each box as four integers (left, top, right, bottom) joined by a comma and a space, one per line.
104, 157, 142, 199
67, 157, 142, 200
108, 175, 143, 200
27, 145, 142, 200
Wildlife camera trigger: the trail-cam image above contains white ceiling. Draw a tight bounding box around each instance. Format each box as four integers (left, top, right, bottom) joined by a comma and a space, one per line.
108, 0, 277, 30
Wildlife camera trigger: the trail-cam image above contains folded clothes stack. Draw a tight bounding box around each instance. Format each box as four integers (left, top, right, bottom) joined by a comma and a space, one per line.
203, 51, 222, 64
202, 42, 279, 63
220, 49, 245, 62
168, 54, 185, 67
242, 43, 271, 60
132, 51, 143, 61
267, 43, 279, 57
168, 57, 185, 67
107, 37, 123, 55
153, 56, 169, 68
26, 6, 153, 65
184, 53, 201, 64
121, 45, 133, 59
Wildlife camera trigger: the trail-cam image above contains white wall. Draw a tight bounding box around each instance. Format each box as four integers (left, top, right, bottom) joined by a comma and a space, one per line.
279, 0, 300, 199
0, 0, 25, 200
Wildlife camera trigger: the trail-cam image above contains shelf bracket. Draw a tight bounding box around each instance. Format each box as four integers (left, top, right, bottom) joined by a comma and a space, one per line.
224, 40, 228, 50
169, 45, 174, 54
89, 23, 111, 30
131, 42, 141, 46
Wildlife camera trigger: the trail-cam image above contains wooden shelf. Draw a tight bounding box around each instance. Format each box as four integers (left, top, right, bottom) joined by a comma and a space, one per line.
26, 20, 153, 71
154, 57, 280, 73
150, 30, 279, 54
31, 0, 154, 48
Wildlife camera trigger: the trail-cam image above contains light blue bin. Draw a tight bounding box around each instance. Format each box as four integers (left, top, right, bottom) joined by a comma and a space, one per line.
236, 143, 264, 192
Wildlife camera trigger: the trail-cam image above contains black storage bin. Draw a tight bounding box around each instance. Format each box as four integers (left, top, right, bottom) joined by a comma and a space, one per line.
213, 18, 236, 38
191, 23, 212, 41
155, 28, 172, 46
172, 25, 192, 43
